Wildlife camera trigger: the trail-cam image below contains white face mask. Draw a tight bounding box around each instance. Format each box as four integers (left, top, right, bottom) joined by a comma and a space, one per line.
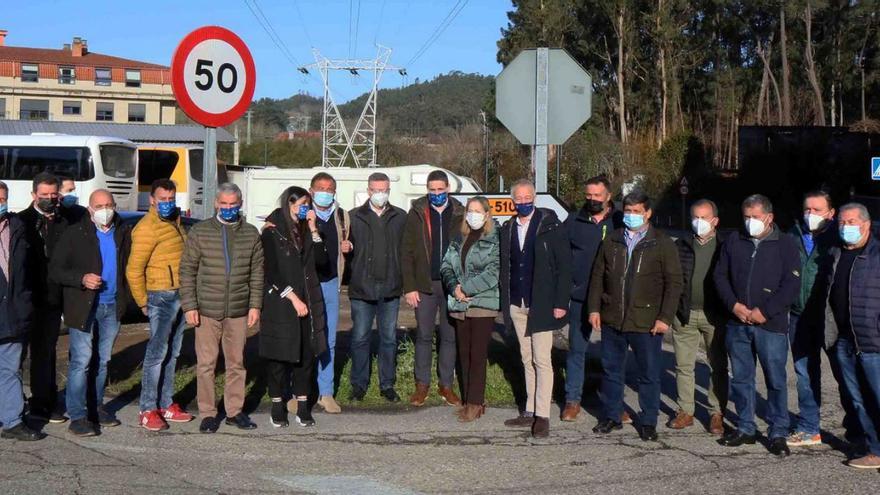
691, 218, 712, 237
745, 217, 766, 237
804, 213, 827, 232
92, 208, 114, 227
369, 191, 389, 208
466, 212, 487, 230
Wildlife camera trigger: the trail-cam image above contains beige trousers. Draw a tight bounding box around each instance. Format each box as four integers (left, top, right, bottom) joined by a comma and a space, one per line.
510, 305, 554, 418
195, 315, 247, 418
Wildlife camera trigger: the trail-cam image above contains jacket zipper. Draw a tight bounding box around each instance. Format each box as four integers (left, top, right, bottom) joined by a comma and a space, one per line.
847, 253, 862, 355
745, 243, 759, 308
620, 245, 629, 324
167, 265, 174, 287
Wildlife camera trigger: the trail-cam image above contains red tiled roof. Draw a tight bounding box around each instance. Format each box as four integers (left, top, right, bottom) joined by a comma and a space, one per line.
0, 45, 168, 70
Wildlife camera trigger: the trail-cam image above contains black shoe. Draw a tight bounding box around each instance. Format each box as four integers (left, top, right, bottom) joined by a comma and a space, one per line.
1, 422, 46, 441
270, 401, 289, 428
199, 416, 220, 434
769, 437, 791, 457
225, 413, 257, 430
295, 400, 316, 427
97, 407, 121, 427
593, 419, 623, 434
349, 386, 367, 402
68, 418, 98, 437
48, 410, 68, 424
380, 388, 401, 403
639, 425, 658, 442
718, 431, 757, 447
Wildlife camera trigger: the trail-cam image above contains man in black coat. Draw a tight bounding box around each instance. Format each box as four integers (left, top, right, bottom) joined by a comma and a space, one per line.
499, 179, 571, 438
0, 181, 45, 441
49, 190, 131, 437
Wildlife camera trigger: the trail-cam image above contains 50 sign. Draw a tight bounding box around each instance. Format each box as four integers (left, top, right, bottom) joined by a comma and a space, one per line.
171, 26, 255, 128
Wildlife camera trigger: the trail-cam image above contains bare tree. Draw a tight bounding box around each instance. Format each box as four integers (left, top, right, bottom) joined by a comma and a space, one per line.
780, 2, 793, 125
802, 0, 826, 125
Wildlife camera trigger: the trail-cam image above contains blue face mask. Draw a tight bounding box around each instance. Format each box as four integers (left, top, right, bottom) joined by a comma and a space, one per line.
840, 225, 863, 245
156, 200, 177, 218
313, 191, 335, 208
515, 202, 534, 217
61, 194, 78, 208
0, 204, 7, 216
428, 192, 448, 207
218, 206, 241, 222
623, 213, 646, 230
297, 204, 311, 220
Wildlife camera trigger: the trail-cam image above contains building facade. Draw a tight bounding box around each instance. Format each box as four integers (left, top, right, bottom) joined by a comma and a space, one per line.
0, 30, 176, 125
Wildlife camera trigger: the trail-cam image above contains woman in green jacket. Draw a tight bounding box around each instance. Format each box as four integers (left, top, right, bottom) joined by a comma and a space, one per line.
440, 196, 501, 422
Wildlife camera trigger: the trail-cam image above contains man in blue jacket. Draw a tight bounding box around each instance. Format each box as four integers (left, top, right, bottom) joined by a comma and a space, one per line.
714, 194, 800, 457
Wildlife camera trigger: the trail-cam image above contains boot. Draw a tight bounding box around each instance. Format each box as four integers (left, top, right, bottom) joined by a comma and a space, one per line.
458, 404, 484, 423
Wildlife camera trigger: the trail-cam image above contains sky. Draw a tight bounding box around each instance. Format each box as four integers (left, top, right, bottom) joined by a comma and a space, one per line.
4, 0, 512, 102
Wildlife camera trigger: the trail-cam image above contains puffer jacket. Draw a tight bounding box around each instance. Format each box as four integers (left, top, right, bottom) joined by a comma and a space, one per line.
822, 234, 880, 353
440, 224, 500, 313
126, 208, 186, 308
179, 216, 264, 319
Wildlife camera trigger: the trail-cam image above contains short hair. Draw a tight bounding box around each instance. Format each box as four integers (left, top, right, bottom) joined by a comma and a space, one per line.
216, 182, 242, 202
623, 190, 651, 210
32, 172, 59, 193
839, 202, 871, 222
59, 176, 75, 184
0, 181, 8, 194
310, 172, 337, 189
803, 190, 834, 210
585, 175, 611, 191
427, 170, 449, 185
691, 198, 718, 217
742, 194, 773, 214
510, 179, 535, 198
367, 172, 390, 184
151, 178, 177, 196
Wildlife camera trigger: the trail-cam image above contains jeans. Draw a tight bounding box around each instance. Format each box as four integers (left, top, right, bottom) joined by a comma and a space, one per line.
788, 313, 822, 435
726, 324, 790, 438
139, 290, 186, 412
66, 303, 121, 421
0, 341, 25, 429
349, 297, 400, 391
317, 279, 340, 396
27, 307, 61, 413
600, 326, 664, 427
833, 338, 880, 456
414, 280, 456, 388
564, 300, 589, 403
673, 309, 728, 416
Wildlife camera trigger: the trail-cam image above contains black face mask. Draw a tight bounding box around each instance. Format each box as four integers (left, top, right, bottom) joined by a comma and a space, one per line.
36, 197, 58, 214
585, 199, 605, 215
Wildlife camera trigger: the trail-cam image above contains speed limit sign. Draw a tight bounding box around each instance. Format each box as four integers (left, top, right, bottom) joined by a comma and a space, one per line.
171, 26, 256, 127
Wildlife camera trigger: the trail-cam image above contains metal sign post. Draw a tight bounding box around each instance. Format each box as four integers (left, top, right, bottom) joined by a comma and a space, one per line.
203, 127, 218, 219
534, 48, 550, 192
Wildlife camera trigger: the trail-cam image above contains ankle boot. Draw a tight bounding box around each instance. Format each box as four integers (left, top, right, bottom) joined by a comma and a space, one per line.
270, 399, 288, 428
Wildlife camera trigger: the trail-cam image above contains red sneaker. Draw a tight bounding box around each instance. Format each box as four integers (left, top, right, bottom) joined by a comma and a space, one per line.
160, 403, 194, 423
139, 410, 169, 432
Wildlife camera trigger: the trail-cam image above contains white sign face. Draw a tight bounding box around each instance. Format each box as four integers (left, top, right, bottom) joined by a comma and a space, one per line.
182, 39, 247, 115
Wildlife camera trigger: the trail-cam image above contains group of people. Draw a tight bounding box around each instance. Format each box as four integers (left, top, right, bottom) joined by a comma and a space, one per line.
0, 169, 877, 470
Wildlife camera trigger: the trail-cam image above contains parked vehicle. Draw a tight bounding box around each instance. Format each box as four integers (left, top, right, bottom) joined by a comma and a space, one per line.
137, 144, 205, 218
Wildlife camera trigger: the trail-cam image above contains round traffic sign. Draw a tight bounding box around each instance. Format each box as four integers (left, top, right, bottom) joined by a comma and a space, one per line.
171, 26, 256, 128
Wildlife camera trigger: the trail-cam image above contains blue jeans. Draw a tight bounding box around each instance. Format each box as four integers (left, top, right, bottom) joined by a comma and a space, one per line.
565, 300, 589, 403
788, 313, 822, 435
0, 341, 24, 429
833, 338, 880, 456
139, 291, 186, 412
349, 297, 400, 391
66, 303, 121, 421
600, 326, 664, 427
317, 279, 340, 396
726, 324, 790, 438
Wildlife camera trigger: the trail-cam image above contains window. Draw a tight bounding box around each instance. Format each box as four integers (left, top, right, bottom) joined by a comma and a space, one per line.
138, 150, 181, 186
96, 102, 114, 121
0, 146, 94, 181
95, 68, 111, 86
127, 103, 146, 122
100, 145, 136, 179
0, 98, 5, 119
189, 149, 204, 181
59, 66, 76, 84
125, 69, 141, 88
62, 101, 82, 115
21, 63, 38, 82
19, 99, 49, 120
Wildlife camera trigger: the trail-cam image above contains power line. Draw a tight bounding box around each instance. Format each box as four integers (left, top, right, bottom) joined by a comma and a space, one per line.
352, 0, 362, 57
405, 0, 469, 68
290, 0, 314, 48
347, 0, 354, 58
374, 0, 388, 45
243, 0, 301, 68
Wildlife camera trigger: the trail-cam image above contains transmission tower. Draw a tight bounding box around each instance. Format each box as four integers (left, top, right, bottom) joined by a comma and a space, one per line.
299, 46, 404, 167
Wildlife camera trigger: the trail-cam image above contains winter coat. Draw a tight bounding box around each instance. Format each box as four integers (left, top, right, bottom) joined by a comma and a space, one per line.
18, 204, 75, 308
402, 196, 465, 294
347, 201, 407, 301
440, 225, 501, 313
0, 214, 33, 342
565, 205, 622, 302
788, 222, 838, 318
675, 234, 725, 325
126, 207, 186, 308
821, 234, 880, 353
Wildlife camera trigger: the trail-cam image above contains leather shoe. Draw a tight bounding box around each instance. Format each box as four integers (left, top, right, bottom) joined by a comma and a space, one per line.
640, 425, 658, 442
768, 437, 791, 457
1, 422, 46, 441
560, 402, 581, 422
667, 410, 694, 429
532, 417, 550, 438
438, 386, 461, 407
592, 419, 623, 434
409, 383, 429, 406
719, 431, 756, 447
504, 414, 534, 428
349, 386, 367, 402
709, 413, 724, 436
225, 413, 257, 430
199, 417, 220, 434
380, 388, 401, 403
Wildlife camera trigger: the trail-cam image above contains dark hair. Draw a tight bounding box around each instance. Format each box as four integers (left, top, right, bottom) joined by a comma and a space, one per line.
32, 172, 60, 193
585, 175, 611, 191
0, 181, 8, 194
151, 178, 177, 196
691, 198, 718, 217
310, 172, 337, 189
803, 190, 833, 210
427, 170, 449, 185
623, 190, 651, 210
742, 194, 773, 214
368, 172, 390, 184
277, 186, 311, 246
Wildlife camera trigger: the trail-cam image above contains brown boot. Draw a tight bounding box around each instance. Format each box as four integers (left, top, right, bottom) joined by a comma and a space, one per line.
709, 413, 724, 436
458, 404, 483, 423
504, 414, 535, 428
667, 410, 694, 429
621, 411, 633, 424
561, 402, 581, 422
438, 386, 462, 407
532, 417, 550, 438
409, 382, 429, 406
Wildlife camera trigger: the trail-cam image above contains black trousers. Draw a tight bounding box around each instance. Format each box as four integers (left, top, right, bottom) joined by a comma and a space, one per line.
26, 307, 62, 413
455, 317, 495, 406
266, 326, 315, 399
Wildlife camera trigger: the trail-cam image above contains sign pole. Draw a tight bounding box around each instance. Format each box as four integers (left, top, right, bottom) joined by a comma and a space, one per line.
533, 47, 550, 192
203, 126, 218, 219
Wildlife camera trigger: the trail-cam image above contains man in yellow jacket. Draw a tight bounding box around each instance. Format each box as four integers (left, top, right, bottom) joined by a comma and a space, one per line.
126, 179, 193, 432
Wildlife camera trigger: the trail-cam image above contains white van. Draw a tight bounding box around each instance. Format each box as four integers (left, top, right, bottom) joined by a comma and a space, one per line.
137, 145, 205, 218
227, 164, 481, 229
0, 134, 138, 212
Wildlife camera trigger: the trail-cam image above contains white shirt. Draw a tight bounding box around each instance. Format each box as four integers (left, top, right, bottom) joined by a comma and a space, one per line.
516, 213, 533, 250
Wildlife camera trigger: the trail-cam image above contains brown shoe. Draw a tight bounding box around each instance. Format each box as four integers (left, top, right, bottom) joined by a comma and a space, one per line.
621, 411, 633, 424
532, 417, 550, 438
709, 413, 724, 436
561, 402, 581, 422
438, 386, 462, 407
504, 414, 535, 428
409, 382, 429, 406
667, 410, 694, 430
458, 404, 484, 423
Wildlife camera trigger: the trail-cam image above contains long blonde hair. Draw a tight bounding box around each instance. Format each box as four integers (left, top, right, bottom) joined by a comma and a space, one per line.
460, 196, 494, 237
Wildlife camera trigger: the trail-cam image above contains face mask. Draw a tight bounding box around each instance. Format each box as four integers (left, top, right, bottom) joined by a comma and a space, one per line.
428, 192, 448, 207
218, 206, 241, 222
0, 204, 8, 216
156, 200, 177, 218
586, 199, 605, 215
623, 213, 645, 230
313, 191, 335, 208
745, 218, 766, 237
804, 213, 827, 232
92, 208, 115, 227
692, 218, 712, 237
840, 225, 863, 245
466, 212, 487, 230
61, 194, 78, 208
370, 192, 389, 208
515, 202, 534, 217
37, 197, 57, 214
297, 204, 310, 220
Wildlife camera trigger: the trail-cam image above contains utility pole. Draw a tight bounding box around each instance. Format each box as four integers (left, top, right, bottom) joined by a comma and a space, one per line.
480, 110, 490, 190
246, 110, 252, 146
233, 124, 240, 166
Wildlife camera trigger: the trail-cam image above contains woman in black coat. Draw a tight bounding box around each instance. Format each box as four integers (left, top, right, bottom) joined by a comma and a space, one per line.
260, 186, 329, 428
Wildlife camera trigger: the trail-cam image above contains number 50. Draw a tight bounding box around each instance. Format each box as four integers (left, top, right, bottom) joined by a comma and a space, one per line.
194, 59, 238, 93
